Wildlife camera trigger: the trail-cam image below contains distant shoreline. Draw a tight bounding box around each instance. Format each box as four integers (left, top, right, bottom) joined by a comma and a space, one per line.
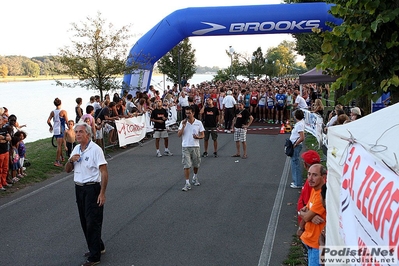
0, 73, 211, 83
0, 75, 75, 83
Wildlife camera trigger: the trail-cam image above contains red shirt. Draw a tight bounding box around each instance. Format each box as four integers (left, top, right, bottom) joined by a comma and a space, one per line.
250, 91, 259, 105
297, 180, 312, 224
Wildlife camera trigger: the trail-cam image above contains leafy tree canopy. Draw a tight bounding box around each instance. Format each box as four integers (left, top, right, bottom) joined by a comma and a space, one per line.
53, 12, 136, 100
319, 0, 399, 105
157, 38, 196, 88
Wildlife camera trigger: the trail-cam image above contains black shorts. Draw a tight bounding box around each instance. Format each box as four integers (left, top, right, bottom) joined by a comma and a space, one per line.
204, 127, 218, 141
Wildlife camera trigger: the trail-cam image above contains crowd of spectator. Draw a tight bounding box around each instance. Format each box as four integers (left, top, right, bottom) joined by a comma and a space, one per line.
0, 107, 28, 191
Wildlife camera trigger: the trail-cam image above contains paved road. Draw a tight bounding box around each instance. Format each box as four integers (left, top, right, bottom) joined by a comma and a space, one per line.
0, 128, 300, 266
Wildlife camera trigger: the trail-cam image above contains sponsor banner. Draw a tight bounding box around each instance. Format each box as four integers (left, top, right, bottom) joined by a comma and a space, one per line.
320, 246, 397, 265
114, 115, 146, 147
339, 143, 399, 265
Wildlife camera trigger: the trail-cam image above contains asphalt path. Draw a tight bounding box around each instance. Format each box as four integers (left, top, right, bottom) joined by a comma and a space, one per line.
0, 127, 301, 266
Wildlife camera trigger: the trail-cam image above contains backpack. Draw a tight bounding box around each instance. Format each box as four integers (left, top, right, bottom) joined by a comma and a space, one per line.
284, 138, 295, 157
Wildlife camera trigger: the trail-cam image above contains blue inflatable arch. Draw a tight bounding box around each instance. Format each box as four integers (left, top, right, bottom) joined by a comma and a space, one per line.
123, 2, 342, 93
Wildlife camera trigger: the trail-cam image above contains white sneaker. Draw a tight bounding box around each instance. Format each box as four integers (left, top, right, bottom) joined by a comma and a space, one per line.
290, 183, 303, 189
182, 183, 191, 191
192, 176, 200, 186
156, 151, 162, 157
164, 150, 173, 156
226, 130, 231, 134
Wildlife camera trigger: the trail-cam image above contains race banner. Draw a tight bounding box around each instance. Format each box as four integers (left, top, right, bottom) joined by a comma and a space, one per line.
338, 143, 398, 265
114, 115, 146, 147
302, 108, 324, 147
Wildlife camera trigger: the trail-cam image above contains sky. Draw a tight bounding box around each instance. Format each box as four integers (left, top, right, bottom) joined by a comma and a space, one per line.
2, 0, 300, 68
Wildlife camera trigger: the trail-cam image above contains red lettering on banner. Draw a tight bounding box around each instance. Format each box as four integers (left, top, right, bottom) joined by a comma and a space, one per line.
350, 155, 361, 200
387, 189, 399, 251
357, 166, 375, 215
343, 146, 356, 176
374, 182, 393, 238
117, 121, 145, 136
367, 172, 384, 224
118, 123, 126, 134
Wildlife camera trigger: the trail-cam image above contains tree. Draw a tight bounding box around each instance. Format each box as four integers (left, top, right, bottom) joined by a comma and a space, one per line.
22, 60, 40, 77
0, 64, 8, 78
293, 33, 324, 69
3, 56, 24, 76
318, 0, 399, 108
241, 47, 265, 80
53, 12, 135, 100
265, 42, 296, 78
157, 38, 196, 88
285, 0, 324, 69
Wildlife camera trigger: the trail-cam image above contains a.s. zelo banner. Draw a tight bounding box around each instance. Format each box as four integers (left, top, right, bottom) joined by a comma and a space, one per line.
123, 2, 342, 94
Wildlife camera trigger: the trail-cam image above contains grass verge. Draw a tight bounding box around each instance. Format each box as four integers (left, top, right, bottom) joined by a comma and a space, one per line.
1, 137, 65, 196
0, 137, 126, 197
283, 234, 307, 266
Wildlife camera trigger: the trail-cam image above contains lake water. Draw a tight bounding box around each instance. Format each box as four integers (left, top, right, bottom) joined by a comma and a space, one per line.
0, 74, 215, 143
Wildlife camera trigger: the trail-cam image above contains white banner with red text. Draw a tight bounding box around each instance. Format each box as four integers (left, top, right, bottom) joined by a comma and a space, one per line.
114, 115, 147, 147
325, 103, 399, 266
338, 143, 398, 264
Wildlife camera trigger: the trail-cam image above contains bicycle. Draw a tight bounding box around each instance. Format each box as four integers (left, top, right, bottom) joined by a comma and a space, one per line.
51, 135, 57, 147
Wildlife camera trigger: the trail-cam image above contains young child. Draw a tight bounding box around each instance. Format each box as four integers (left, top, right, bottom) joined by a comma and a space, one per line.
14, 131, 27, 177
10, 136, 21, 183
95, 118, 115, 149
95, 118, 104, 149
64, 120, 76, 158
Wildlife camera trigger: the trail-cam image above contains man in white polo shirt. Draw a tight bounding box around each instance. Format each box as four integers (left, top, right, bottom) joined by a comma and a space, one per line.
65, 122, 108, 266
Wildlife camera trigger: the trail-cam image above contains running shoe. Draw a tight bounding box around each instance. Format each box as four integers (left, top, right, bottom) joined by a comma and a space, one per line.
182, 183, 192, 191
202, 152, 208, 157
164, 150, 173, 156
290, 184, 303, 189
156, 151, 162, 157
192, 176, 200, 186
213, 152, 218, 158
54, 161, 63, 167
